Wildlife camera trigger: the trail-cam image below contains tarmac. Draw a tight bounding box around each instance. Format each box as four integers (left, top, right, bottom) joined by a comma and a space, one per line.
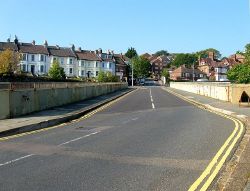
0, 88, 133, 138
164, 87, 250, 191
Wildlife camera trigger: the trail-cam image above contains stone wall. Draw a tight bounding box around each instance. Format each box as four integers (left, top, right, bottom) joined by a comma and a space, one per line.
170, 82, 250, 104
0, 82, 128, 119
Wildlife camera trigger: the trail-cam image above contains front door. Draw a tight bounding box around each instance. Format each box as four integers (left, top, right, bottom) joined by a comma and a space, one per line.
31, 65, 35, 74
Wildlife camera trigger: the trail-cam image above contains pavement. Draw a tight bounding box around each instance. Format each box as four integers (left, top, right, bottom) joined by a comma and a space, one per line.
164, 87, 250, 191
0, 88, 133, 138
0, 86, 239, 190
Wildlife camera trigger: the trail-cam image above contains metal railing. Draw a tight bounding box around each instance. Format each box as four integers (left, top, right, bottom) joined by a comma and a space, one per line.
0, 82, 127, 90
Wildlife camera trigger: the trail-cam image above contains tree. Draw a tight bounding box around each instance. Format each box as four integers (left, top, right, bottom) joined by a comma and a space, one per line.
132, 56, 151, 78
125, 47, 138, 59
0, 49, 19, 75
196, 48, 221, 60
154, 50, 169, 57
171, 53, 198, 68
244, 43, 250, 63
161, 68, 170, 83
227, 64, 250, 83
48, 60, 66, 80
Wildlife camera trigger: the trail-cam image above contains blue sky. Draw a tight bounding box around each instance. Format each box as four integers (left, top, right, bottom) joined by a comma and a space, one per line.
0, 0, 249, 57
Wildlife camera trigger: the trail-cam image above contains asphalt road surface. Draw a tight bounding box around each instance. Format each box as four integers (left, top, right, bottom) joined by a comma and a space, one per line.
0, 86, 235, 191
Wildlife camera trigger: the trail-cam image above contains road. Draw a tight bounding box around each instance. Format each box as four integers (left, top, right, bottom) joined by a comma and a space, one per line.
0, 87, 235, 191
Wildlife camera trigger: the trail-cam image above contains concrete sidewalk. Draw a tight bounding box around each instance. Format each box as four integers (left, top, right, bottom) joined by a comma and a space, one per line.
0, 88, 134, 138
164, 87, 250, 191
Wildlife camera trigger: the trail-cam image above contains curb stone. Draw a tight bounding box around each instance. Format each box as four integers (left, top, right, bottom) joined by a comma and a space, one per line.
0, 88, 136, 138
162, 87, 250, 191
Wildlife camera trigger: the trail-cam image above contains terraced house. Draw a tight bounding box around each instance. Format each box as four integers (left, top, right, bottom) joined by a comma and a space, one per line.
0, 38, 126, 79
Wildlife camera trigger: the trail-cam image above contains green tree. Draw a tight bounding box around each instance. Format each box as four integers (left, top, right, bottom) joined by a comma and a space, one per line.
171, 53, 198, 68
244, 43, 250, 63
0, 49, 19, 75
227, 64, 250, 83
196, 48, 221, 59
154, 50, 169, 57
48, 60, 66, 80
125, 47, 138, 59
132, 56, 151, 78
161, 68, 170, 82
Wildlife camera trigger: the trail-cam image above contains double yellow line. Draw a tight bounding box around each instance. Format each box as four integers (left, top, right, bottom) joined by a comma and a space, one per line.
0, 89, 137, 142
163, 88, 245, 191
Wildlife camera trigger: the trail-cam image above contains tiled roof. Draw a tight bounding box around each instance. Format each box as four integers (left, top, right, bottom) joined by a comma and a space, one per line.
75, 50, 101, 61
114, 55, 126, 66
18, 43, 49, 54
48, 46, 76, 57
179, 65, 207, 75
0, 42, 18, 51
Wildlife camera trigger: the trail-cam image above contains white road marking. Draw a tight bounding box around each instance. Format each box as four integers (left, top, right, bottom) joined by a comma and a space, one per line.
149, 88, 155, 109
58, 132, 100, 146
152, 103, 155, 109
0, 154, 34, 167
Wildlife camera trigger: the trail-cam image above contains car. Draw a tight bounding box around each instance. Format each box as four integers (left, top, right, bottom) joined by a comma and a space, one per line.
197, 79, 209, 82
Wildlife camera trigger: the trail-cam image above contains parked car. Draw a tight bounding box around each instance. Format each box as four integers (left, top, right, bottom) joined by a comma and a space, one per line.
197, 79, 208, 82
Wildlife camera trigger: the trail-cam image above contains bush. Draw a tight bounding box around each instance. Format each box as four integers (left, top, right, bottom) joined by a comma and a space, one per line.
97, 71, 119, 82
227, 64, 250, 83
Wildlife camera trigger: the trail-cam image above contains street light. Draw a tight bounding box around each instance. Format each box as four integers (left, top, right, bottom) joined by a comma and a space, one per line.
131, 60, 134, 87
192, 62, 195, 82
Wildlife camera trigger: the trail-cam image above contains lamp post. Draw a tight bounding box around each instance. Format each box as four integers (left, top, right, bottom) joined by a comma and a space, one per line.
131, 60, 134, 87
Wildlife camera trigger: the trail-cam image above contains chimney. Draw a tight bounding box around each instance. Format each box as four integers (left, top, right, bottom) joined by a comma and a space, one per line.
208, 51, 215, 60
71, 44, 75, 51
95, 50, 99, 54
56, 45, 60, 49
98, 48, 102, 54
6, 38, 10, 43
32, 40, 35, 45
44, 40, 48, 47
78, 47, 81, 51
14, 35, 18, 45
111, 50, 114, 55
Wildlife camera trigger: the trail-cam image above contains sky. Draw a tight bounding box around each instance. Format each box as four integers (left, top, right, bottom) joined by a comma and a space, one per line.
0, 0, 250, 57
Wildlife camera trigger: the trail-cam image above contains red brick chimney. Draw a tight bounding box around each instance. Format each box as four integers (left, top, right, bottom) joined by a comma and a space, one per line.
208, 51, 215, 60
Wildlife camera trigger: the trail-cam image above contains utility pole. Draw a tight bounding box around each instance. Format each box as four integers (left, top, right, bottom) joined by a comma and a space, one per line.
131, 60, 134, 87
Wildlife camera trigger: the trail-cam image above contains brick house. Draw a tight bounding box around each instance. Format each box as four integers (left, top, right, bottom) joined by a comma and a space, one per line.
170, 65, 207, 81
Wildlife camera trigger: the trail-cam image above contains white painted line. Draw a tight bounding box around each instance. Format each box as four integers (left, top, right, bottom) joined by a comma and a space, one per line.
58, 132, 100, 146
149, 88, 156, 109
0, 154, 34, 167
152, 103, 155, 109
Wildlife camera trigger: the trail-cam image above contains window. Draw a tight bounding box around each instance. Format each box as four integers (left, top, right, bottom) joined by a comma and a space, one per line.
102, 63, 104, 68
61, 58, 64, 65
53, 57, 57, 62
31, 55, 35, 62
22, 54, 27, 61
200, 74, 203, 78
107, 63, 109, 69
69, 68, 73, 74
96, 71, 99, 76
81, 70, 84, 76
40, 65, 44, 73
87, 62, 91, 67
40, 55, 44, 62
186, 73, 190, 77
69, 58, 73, 64
96, 62, 98, 68
81, 61, 85, 67
22, 65, 26, 71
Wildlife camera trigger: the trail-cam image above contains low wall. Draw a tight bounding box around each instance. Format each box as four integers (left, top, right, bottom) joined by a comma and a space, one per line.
170, 82, 250, 104
0, 82, 128, 119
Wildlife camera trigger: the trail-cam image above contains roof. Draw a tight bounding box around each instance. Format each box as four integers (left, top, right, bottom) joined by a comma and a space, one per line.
174, 65, 207, 75
114, 55, 127, 66
0, 42, 18, 51
141, 53, 151, 59
48, 46, 76, 57
75, 50, 101, 61
18, 43, 49, 54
